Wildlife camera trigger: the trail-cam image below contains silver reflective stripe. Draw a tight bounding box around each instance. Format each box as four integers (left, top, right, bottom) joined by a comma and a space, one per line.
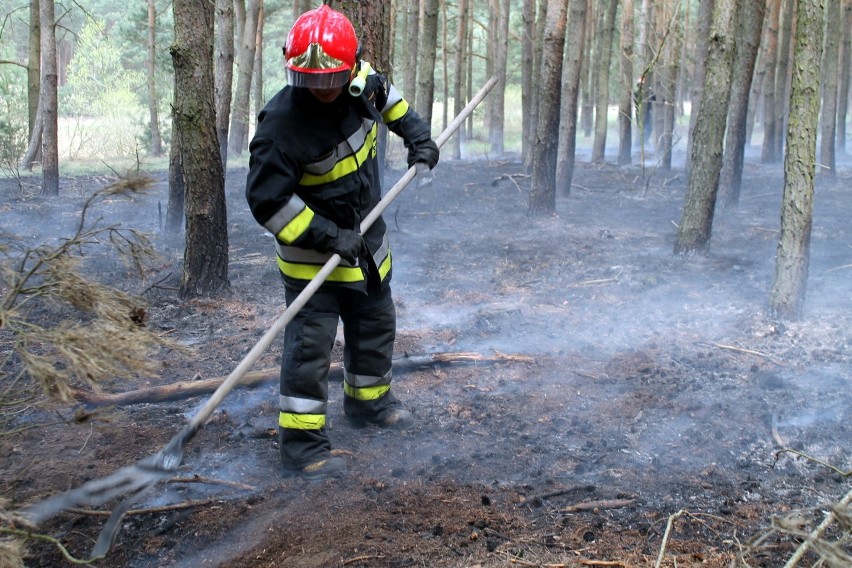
263, 195, 308, 235
275, 242, 359, 267
279, 395, 327, 414
343, 367, 392, 388
303, 120, 374, 176
371, 231, 389, 268
380, 85, 404, 114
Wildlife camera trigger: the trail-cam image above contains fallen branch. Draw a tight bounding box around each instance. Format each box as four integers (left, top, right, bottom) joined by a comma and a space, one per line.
562, 498, 635, 513
517, 485, 597, 506
782, 488, 852, 568
72, 351, 534, 407
772, 449, 852, 477
64, 496, 223, 517
168, 475, 256, 491
696, 341, 787, 367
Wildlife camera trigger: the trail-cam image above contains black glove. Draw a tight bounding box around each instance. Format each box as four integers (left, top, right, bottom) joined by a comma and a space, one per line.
407, 138, 440, 170
328, 227, 367, 265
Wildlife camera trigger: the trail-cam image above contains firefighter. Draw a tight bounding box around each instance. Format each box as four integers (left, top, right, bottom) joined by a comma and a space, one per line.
245, 5, 439, 480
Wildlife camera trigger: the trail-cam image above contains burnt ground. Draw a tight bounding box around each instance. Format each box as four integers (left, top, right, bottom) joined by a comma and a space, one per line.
1, 154, 851, 567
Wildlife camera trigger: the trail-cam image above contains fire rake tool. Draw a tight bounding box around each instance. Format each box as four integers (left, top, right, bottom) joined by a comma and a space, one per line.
22, 76, 500, 558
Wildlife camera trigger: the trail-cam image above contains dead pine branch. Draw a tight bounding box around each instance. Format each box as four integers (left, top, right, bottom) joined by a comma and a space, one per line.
491, 173, 529, 193
772, 449, 852, 477
72, 351, 534, 408
64, 496, 226, 517
696, 341, 787, 367
782, 488, 852, 568
562, 499, 635, 513
168, 475, 256, 491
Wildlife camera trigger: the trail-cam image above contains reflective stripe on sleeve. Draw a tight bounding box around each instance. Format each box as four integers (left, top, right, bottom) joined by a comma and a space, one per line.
263, 195, 314, 244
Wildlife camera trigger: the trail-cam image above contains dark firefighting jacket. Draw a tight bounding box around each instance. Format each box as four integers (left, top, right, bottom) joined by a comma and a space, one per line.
245, 67, 432, 292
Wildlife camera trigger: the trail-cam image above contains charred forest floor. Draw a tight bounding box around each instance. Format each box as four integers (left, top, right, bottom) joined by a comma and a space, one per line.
1, 153, 851, 568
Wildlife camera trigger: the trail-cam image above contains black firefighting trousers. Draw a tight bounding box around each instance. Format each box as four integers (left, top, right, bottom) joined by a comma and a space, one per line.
277, 282, 397, 469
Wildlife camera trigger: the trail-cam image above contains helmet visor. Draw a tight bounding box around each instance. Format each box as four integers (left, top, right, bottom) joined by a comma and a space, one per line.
287, 68, 351, 89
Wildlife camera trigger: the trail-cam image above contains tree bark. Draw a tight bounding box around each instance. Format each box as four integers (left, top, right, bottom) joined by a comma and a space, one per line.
769, 0, 824, 320
529, 0, 568, 215
215, 0, 235, 169
719, 0, 766, 210
590, 0, 618, 163
819, 0, 841, 175
521, 0, 535, 166
772, 0, 795, 159
838, 0, 851, 154
684, 0, 714, 174
39, 0, 58, 197
453, 0, 470, 160
402, 0, 419, 107
252, 3, 264, 145
417, 0, 439, 127
228, 0, 260, 157
171, 0, 230, 298
488, 0, 510, 157
761, 0, 780, 162
28, 0, 41, 145
580, 0, 593, 138
147, 0, 163, 157
555, 0, 587, 195
616, 0, 634, 166
674, 0, 737, 255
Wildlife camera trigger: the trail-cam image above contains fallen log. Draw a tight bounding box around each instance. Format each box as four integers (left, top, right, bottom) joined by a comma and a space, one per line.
72, 351, 533, 408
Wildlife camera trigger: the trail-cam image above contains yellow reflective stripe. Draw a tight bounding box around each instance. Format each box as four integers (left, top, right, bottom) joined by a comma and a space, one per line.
279, 412, 326, 430
343, 382, 391, 401
377, 250, 392, 280
277, 255, 364, 282
382, 99, 409, 123
275, 207, 314, 244
299, 125, 377, 186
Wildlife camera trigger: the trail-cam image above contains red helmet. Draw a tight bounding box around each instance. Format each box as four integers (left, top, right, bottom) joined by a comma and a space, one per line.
284, 5, 358, 89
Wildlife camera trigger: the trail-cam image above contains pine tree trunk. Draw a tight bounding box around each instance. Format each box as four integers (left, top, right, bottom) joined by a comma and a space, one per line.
580, 0, 593, 138
228, 0, 260, 157
719, 0, 766, 210
171, 0, 230, 298
772, 0, 794, 159
769, 0, 824, 320
453, 0, 470, 160
521, 0, 535, 166
819, 0, 841, 175
684, 0, 715, 174
529, 0, 568, 215
590, 0, 618, 163
215, 0, 235, 169
403, 0, 419, 107
488, 0, 510, 157
761, 0, 780, 163
251, 3, 264, 145
39, 0, 58, 197
674, 0, 738, 255
555, 0, 588, 195
838, 0, 851, 154
28, 0, 40, 143
616, 0, 634, 166
147, 0, 163, 157
417, 0, 439, 127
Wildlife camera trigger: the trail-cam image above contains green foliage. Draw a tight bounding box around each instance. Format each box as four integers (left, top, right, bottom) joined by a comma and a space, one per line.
0, 72, 28, 173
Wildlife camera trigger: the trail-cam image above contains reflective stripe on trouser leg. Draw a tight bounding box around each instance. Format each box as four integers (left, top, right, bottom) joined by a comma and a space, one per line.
340, 284, 398, 418
279, 287, 340, 469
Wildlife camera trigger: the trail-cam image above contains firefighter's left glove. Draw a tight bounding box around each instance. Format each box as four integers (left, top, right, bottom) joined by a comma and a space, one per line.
328, 228, 367, 265
407, 138, 440, 170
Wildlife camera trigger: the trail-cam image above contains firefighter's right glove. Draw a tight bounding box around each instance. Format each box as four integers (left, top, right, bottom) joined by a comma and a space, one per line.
327, 228, 367, 265
407, 138, 440, 170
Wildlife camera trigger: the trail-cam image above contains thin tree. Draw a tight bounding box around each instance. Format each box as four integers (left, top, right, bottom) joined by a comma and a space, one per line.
417, 0, 439, 127
453, 0, 470, 160
771, 0, 794, 159
147, 0, 163, 157
769, 0, 824, 319
215, 0, 235, 169
819, 0, 841, 175
616, 0, 634, 166
837, 0, 851, 154
590, 0, 618, 163
252, 3, 264, 134
39, 0, 58, 197
228, 0, 261, 156
171, 0, 230, 297
718, 0, 766, 210
761, 0, 780, 163
529, 0, 568, 215
488, 0, 510, 157
684, 0, 714, 174
580, 0, 594, 138
28, 0, 40, 145
555, 0, 588, 195
521, 0, 535, 165
402, 0, 419, 107
674, 0, 738, 255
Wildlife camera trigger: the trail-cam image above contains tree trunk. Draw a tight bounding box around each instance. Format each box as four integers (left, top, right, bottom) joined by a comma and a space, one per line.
654, 0, 681, 172
684, 0, 714, 174
166, 129, 185, 233
555, 0, 588, 195
819, 0, 841, 175
453, 0, 470, 160
171, 0, 230, 298
39, 0, 58, 197
28, 0, 41, 145
488, 0, 510, 157
521, 0, 535, 166
772, 0, 795, 159
215, 0, 235, 169
147, 0, 163, 157
674, 0, 737, 255
580, 0, 593, 138
838, 0, 851, 154
616, 0, 634, 166
529, 0, 568, 215
719, 0, 766, 210
228, 0, 260, 157
769, 0, 824, 320
251, 3, 264, 148
402, 0, 419, 107
417, 0, 439, 127
761, 0, 780, 162
590, 0, 618, 163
